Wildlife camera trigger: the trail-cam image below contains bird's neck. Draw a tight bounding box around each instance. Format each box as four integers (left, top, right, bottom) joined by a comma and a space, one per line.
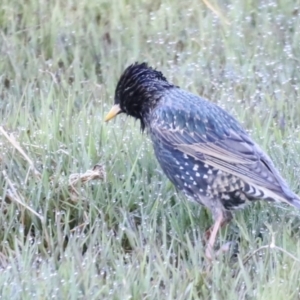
128, 81, 174, 130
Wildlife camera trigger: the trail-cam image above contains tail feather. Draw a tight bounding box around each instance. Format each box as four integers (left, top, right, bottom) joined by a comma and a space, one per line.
278, 183, 300, 209
290, 195, 300, 209
245, 183, 300, 210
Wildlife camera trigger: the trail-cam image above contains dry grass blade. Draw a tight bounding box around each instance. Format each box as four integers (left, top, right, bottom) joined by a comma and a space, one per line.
0, 126, 41, 179
2, 170, 44, 221
242, 232, 300, 265
68, 164, 106, 201
201, 0, 230, 25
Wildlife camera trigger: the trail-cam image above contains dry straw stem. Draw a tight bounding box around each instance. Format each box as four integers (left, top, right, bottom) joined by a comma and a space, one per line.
0, 126, 41, 179
0, 126, 44, 222
68, 164, 106, 202
2, 170, 44, 221
201, 0, 230, 25
242, 231, 300, 265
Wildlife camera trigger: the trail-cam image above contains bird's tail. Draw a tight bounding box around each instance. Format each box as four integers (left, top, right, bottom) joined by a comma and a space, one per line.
279, 184, 300, 209
290, 194, 300, 209
248, 184, 300, 210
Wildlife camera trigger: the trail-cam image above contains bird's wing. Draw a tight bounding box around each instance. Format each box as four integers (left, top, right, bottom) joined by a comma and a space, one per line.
150, 104, 288, 195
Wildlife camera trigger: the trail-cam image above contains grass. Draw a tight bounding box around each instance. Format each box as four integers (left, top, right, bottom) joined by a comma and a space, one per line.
1, 0, 300, 299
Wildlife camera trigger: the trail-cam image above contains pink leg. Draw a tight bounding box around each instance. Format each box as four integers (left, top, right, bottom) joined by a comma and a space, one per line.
204, 216, 229, 242
205, 213, 224, 260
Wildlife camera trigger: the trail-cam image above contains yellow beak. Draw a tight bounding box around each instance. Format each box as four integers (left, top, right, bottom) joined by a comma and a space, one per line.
104, 104, 121, 122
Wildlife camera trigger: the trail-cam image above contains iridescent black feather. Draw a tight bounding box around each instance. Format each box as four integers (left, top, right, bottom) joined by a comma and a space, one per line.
115, 62, 174, 130
113, 62, 300, 220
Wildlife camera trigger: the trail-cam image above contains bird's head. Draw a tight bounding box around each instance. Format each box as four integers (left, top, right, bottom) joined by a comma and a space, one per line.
105, 62, 173, 130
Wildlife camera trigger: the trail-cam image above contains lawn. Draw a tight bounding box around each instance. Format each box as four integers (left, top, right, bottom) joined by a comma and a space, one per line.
1, 0, 300, 299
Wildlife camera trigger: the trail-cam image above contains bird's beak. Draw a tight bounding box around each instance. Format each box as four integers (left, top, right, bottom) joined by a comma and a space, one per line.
104, 104, 121, 122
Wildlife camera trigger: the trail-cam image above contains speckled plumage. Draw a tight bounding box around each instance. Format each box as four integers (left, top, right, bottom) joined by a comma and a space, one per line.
106, 62, 300, 258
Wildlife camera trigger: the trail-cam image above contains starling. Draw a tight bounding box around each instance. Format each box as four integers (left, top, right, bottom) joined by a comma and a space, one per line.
105, 62, 300, 259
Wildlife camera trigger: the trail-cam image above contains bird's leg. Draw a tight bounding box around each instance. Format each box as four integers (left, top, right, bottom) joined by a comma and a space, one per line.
205, 212, 225, 260
204, 217, 229, 241
204, 210, 233, 260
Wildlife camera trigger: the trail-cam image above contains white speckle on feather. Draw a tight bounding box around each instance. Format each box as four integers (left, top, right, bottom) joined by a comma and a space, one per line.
193, 164, 199, 171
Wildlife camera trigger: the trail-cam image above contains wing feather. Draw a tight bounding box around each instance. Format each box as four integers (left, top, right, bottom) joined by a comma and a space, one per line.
150, 104, 288, 196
